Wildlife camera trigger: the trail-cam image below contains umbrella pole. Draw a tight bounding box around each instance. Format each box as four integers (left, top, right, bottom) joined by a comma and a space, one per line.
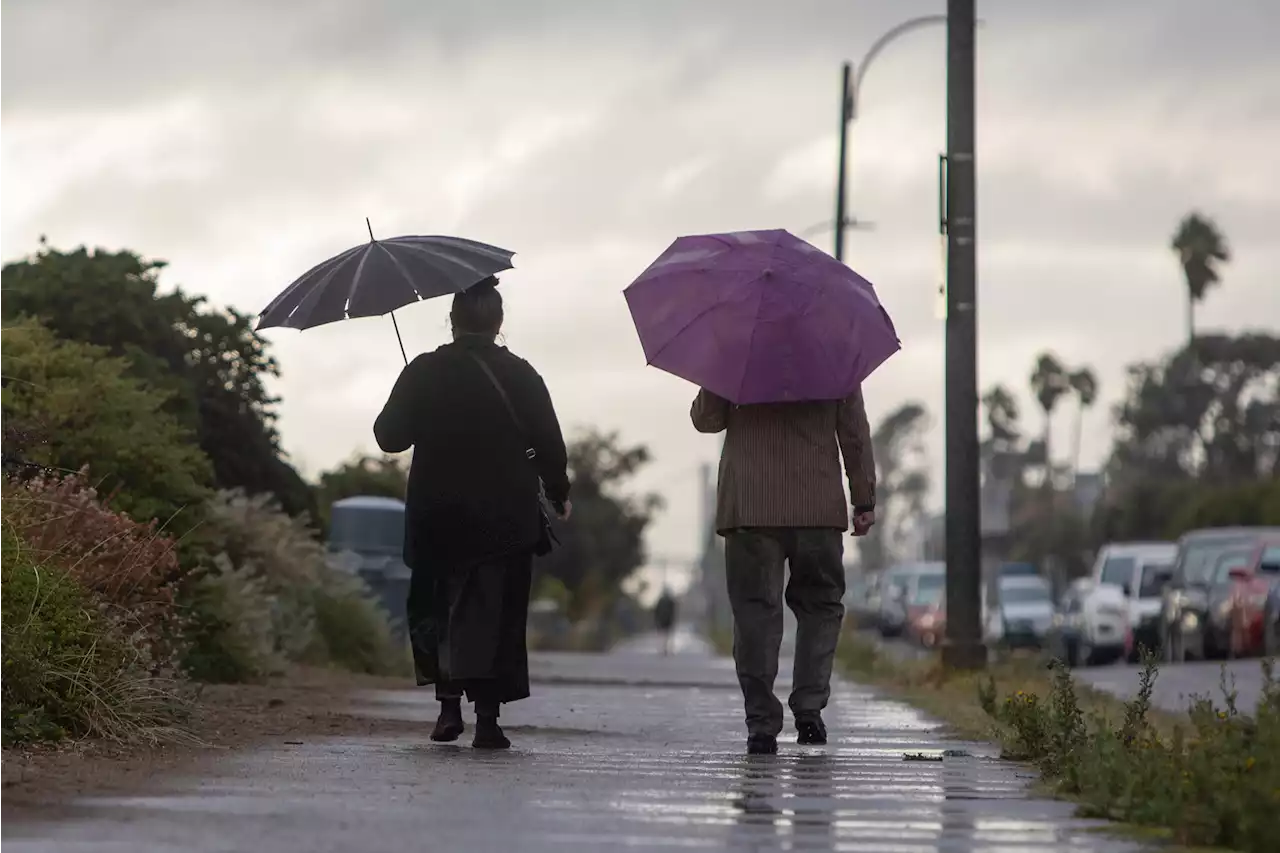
390, 311, 408, 365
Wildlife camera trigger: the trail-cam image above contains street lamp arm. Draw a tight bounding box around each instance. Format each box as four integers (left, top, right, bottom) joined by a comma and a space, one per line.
850, 14, 950, 117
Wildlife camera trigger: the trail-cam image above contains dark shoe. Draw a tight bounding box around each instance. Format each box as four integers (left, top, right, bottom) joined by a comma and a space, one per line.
746, 734, 778, 755
796, 716, 827, 745
473, 716, 511, 750
430, 699, 465, 742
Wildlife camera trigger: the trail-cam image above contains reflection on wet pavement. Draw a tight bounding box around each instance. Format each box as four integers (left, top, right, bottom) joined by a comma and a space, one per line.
3, 637, 1144, 852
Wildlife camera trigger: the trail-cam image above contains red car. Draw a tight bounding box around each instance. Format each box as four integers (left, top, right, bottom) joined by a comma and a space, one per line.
1226, 538, 1280, 657
907, 602, 946, 649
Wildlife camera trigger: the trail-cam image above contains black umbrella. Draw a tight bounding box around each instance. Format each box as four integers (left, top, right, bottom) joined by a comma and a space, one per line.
257, 219, 515, 363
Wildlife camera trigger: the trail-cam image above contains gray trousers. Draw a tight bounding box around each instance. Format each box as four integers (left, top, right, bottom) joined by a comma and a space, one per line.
724, 528, 845, 737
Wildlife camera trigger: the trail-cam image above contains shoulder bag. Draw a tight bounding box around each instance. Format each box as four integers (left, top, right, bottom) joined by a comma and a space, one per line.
466, 352, 560, 556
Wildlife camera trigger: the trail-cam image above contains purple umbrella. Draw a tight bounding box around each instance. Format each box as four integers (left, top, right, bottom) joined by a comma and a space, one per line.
624, 229, 900, 404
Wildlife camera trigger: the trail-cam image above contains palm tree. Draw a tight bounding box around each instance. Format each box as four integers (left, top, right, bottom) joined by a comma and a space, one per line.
981, 384, 1020, 448
1067, 367, 1098, 485
1171, 212, 1230, 344
1029, 353, 1070, 488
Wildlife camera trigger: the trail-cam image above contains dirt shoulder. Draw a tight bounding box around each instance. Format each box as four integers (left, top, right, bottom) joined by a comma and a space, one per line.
2, 667, 423, 817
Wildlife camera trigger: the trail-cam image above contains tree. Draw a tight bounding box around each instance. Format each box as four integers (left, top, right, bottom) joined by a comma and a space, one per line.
856, 402, 931, 573
1067, 366, 1099, 485
1, 319, 212, 522
980, 384, 1025, 483
1171, 212, 1230, 344
1029, 353, 1071, 488
538, 430, 662, 622
1108, 333, 1280, 486
981, 385, 1021, 447
1, 244, 316, 521
314, 454, 409, 527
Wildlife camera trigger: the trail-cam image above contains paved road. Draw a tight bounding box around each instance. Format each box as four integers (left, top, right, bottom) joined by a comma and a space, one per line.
855, 626, 1271, 714
1076, 658, 1270, 715
5, 630, 1142, 852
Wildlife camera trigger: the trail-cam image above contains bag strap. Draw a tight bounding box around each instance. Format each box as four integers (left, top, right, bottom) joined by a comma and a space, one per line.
466, 352, 537, 460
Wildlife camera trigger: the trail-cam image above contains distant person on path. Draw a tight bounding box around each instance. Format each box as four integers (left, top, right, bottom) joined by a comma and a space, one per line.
654, 589, 678, 655
692, 389, 875, 755
375, 280, 572, 750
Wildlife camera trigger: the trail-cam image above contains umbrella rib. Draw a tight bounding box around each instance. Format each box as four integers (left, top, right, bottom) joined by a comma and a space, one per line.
375, 242, 428, 306
343, 244, 377, 318
393, 242, 491, 289
260, 244, 362, 318
387, 236, 513, 263
638, 270, 768, 371
733, 270, 770, 402
290, 247, 364, 326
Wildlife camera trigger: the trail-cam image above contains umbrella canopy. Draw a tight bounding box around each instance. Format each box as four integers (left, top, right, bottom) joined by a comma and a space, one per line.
624, 229, 900, 404
257, 232, 514, 333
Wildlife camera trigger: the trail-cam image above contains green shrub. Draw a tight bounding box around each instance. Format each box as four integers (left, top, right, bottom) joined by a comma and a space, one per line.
312, 573, 406, 677
981, 652, 1280, 851
1, 318, 212, 523
179, 490, 406, 680
180, 555, 278, 683
1, 524, 183, 744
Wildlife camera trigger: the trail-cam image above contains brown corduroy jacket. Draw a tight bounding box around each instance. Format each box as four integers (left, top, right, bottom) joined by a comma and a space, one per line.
691, 389, 876, 534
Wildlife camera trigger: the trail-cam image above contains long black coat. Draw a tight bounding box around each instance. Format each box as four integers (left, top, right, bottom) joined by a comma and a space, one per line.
373, 336, 571, 571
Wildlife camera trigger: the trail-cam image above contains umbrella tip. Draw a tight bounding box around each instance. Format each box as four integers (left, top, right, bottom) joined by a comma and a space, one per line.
366, 217, 375, 241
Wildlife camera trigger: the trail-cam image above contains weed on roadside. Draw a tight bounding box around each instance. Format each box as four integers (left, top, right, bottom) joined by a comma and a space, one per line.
981, 649, 1280, 852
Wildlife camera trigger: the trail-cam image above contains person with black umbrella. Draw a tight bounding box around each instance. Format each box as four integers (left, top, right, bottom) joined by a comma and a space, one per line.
373, 279, 571, 749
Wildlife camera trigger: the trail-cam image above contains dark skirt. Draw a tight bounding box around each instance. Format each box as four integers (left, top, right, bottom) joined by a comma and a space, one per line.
406, 549, 533, 707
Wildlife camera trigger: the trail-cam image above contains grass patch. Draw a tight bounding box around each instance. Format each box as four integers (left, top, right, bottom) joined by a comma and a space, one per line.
837, 626, 1280, 852
2, 524, 186, 745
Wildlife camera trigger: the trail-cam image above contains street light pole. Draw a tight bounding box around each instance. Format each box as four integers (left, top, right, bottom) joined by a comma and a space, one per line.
833, 14, 950, 263
834, 63, 852, 262
941, 0, 984, 671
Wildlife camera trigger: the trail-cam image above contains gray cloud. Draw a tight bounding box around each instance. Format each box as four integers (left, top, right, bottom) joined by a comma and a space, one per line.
4, 0, 1279, 565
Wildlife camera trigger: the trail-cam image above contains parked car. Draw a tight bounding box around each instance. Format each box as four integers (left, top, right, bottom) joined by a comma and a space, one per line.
1264, 578, 1280, 658
1088, 542, 1177, 660
846, 574, 882, 628
878, 562, 943, 638
1224, 539, 1280, 657
1049, 578, 1130, 667
902, 567, 946, 647
1161, 527, 1280, 662
999, 562, 1039, 580
909, 600, 946, 649
991, 575, 1055, 650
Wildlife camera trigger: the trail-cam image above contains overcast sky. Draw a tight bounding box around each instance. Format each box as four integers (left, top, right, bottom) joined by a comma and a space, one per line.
4, 0, 1279, 581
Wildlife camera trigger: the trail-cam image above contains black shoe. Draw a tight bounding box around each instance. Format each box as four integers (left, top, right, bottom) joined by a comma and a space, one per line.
473, 716, 511, 750
747, 734, 778, 755
796, 716, 827, 745
430, 699, 465, 742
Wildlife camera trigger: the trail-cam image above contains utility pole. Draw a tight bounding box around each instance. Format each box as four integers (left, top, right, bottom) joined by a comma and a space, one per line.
832, 16, 949, 264
834, 62, 853, 262
942, 0, 984, 670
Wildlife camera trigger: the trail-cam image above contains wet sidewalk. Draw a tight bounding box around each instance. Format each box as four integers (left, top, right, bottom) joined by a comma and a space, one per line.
4, 633, 1141, 852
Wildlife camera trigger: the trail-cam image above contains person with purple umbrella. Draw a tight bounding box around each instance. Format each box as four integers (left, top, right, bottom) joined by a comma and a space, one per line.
625, 229, 897, 755
691, 386, 876, 754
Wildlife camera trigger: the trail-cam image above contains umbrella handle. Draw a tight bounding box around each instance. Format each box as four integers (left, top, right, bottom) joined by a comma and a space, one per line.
390, 311, 408, 365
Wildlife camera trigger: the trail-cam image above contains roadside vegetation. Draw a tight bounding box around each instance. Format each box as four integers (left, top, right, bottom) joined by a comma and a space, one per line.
839, 629, 1280, 852
1, 248, 411, 747
2, 242, 664, 747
